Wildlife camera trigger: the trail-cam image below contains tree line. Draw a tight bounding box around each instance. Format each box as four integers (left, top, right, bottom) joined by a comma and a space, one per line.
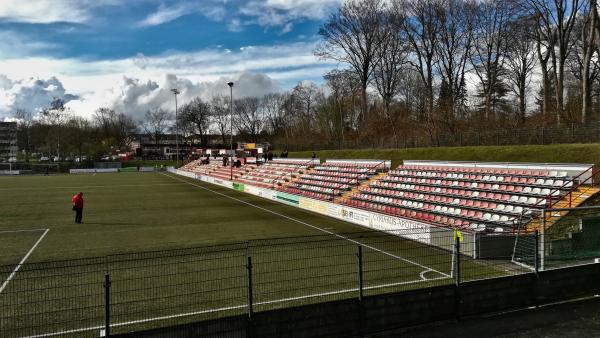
12, 0, 600, 156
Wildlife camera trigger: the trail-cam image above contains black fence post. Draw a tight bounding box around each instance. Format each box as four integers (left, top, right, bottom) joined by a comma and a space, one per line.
246, 256, 254, 338
246, 256, 253, 318
454, 236, 461, 321
533, 230, 540, 309
104, 273, 111, 337
534, 230, 539, 276
541, 127, 545, 145
357, 245, 364, 337
357, 245, 364, 302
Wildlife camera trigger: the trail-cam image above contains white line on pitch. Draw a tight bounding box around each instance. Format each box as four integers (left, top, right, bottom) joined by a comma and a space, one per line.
162, 172, 450, 278
0, 183, 181, 191
22, 275, 449, 338
0, 228, 49, 294
0, 228, 48, 234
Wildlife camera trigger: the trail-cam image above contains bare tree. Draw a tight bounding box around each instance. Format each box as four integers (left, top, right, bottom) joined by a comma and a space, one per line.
235, 97, 264, 142
316, 0, 388, 124
178, 98, 211, 146
324, 69, 362, 146
373, 8, 410, 145
290, 82, 323, 137
525, 0, 583, 124
261, 93, 288, 137
13, 109, 34, 162
65, 116, 92, 161
505, 17, 538, 123
578, 1, 599, 122
141, 108, 172, 145
435, 0, 475, 131
210, 96, 230, 145
470, 0, 515, 120
93, 108, 137, 150
40, 97, 70, 159
397, 0, 443, 141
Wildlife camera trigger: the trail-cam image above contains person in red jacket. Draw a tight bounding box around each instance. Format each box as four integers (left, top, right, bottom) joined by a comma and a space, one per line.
71, 192, 84, 224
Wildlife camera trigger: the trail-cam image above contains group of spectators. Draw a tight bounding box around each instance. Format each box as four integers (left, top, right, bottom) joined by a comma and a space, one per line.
222, 156, 242, 168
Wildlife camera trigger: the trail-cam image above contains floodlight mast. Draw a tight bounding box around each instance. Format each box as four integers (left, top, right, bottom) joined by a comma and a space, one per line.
228, 82, 234, 180
171, 88, 180, 167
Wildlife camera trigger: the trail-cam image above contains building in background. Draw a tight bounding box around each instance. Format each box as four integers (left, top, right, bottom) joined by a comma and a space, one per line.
0, 122, 17, 162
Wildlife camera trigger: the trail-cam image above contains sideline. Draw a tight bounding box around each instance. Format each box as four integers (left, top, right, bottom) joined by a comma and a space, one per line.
0, 228, 50, 294
161, 172, 450, 278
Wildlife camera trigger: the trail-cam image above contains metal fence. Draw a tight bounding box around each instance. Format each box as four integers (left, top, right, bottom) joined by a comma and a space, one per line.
275, 122, 600, 151
0, 228, 565, 338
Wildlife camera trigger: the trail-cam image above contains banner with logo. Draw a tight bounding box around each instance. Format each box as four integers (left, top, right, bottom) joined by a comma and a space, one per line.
276, 192, 300, 206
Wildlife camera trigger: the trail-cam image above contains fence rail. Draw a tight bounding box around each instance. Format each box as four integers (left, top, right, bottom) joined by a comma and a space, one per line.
1, 226, 598, 337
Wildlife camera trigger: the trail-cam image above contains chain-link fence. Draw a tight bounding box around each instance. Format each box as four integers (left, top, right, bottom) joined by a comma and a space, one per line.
0, 229, 545, 337
539, 206, 600, 270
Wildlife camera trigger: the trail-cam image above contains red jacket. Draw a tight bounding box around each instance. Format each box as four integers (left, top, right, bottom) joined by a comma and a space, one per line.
72, 194, 84, 208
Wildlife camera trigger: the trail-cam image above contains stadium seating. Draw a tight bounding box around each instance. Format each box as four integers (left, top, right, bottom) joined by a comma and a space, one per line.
180, 160, 255, 180
340, 164, 579, 232
279, 160, 388, 201
236, 160, 309, 188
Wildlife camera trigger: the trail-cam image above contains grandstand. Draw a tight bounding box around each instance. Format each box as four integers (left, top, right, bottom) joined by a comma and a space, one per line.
180, 158, 598, 236
237, 158, 314, 188
340, 161, 596, 233
277, 159, 391, 201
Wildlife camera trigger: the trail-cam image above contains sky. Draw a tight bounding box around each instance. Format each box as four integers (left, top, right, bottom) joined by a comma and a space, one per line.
0, 0, 342, 121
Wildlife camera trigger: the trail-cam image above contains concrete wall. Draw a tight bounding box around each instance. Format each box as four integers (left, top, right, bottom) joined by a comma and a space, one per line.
114, 262, 600, 338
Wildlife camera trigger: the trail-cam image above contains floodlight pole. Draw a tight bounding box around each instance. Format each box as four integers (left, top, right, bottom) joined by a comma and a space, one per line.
228, 82, 234, 181
171, 88, 180, 167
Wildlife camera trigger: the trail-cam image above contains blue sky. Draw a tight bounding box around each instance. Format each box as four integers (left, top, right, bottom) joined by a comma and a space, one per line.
0, 0, 342, 119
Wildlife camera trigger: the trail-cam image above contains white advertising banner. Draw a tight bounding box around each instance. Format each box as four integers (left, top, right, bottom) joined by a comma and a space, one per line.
298, 197, 330, 215
172, 169, 431, 244
245, 185, 278, 200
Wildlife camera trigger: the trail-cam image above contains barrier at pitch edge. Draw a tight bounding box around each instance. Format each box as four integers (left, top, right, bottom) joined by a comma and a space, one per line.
70, 168, 119, 174
168, 168, 440, 247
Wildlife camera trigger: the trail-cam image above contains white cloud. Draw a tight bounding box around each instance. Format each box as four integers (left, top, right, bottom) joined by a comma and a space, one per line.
240, 0, 341, 28
0, 75, 79, 118
0, 40, 334, 120
95, 71, 280, 120
138, 3, 193, 27
138, 1, 227, 27
0, 0, 119, 24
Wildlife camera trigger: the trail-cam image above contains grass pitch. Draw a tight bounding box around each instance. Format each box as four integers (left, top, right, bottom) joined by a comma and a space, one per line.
0, 172, 508, 337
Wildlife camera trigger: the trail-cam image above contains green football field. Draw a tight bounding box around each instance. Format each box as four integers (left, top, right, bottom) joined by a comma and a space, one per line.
0, 172, 509, 337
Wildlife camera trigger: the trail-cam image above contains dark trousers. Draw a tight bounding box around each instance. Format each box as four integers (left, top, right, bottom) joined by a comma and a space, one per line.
74, 208, 83, 223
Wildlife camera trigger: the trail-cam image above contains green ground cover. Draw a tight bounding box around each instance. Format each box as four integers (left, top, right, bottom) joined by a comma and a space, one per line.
289, 143, 600, 168
0, 172, 509, 337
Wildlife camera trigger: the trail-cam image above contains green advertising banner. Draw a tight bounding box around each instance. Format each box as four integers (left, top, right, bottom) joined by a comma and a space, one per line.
276, 192, 300, 206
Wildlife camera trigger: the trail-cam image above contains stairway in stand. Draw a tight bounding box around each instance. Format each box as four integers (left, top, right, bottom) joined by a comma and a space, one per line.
336, 172, 388, 203
526, 185, 600, 232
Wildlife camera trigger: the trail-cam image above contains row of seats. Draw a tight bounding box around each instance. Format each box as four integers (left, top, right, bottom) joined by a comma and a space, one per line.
359, 187, 528, 215
236, 161, 308, 188
401, 165, 569, 178
390, 170, 571, 189
279, 162, 385, 200
313, 165, 377, 175
351, 193, 514, 225
340, 199, 495, 232
381, 176, 564, 198
371, 182, 549, 207
278, 187, 333, 201
309, 170, 367, 180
